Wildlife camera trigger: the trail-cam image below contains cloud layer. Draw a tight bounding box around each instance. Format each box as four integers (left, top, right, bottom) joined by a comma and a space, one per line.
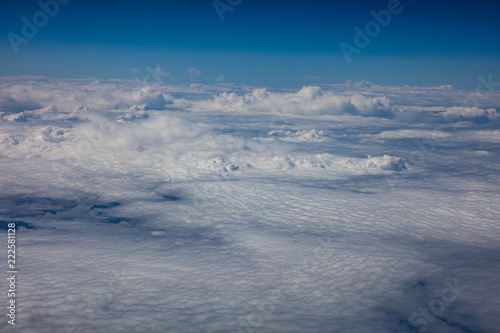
0, 77, 499, 332
190, 86, 395, 117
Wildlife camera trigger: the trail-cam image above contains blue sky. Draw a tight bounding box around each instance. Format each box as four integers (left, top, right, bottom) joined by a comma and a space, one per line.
1, 0, 499, 88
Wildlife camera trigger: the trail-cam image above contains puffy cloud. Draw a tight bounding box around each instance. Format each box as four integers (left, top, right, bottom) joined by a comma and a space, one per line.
188, 67, 204, 82
126, 86, 173, 110
443, 106, 498, 123
0, 77, 177, 114
345, 80, 374, 88
3, 111, 28, 122
192, 86, 395, 117
151, 65, 175, 80
188, 67, 202, 78
273, 129, 327, 142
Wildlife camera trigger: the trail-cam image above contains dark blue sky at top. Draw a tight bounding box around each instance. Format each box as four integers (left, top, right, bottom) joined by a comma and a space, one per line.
0, 0, 499, 88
